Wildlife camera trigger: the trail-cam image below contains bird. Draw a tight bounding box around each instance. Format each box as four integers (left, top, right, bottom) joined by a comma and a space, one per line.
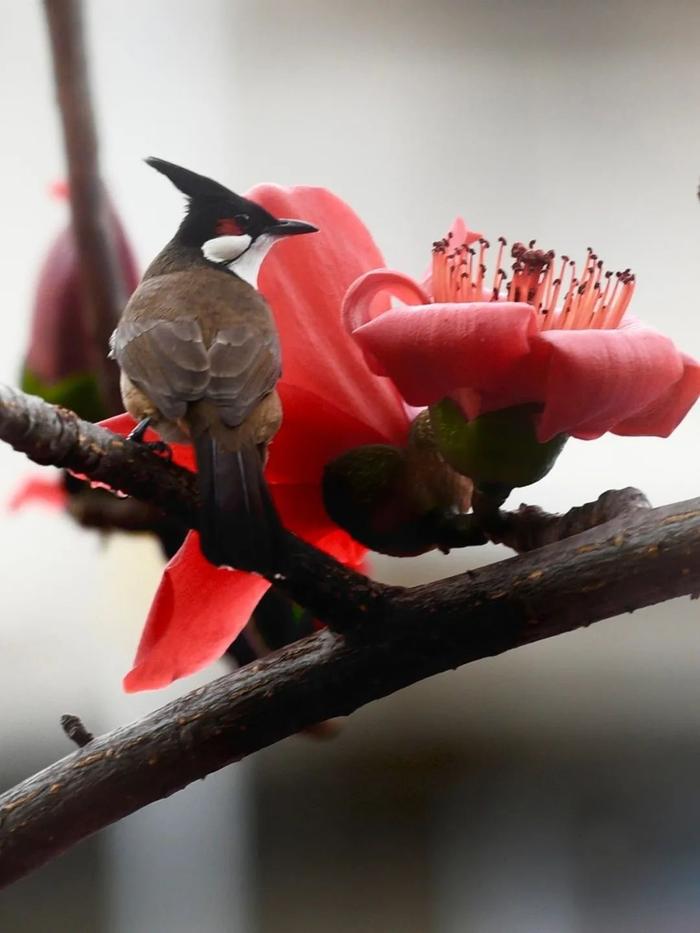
110, 157, 317, 570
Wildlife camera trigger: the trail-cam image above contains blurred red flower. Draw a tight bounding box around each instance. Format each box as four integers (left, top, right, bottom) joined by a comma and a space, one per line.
343, 219, 699, 442
103, 185, 410, 691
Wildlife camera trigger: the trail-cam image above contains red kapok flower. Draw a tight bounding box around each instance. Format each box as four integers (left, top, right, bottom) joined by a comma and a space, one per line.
343, 221, 699, 442
104, 185, 409, 692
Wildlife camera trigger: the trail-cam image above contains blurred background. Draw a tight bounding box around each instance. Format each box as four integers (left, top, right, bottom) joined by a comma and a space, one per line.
0, 0, 699, 930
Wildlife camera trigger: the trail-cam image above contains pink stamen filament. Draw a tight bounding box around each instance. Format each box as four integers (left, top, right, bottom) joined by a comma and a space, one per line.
432, 234, 635, 330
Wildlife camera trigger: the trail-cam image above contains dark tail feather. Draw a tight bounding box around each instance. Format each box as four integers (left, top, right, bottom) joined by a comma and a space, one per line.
194, 434, 282, 571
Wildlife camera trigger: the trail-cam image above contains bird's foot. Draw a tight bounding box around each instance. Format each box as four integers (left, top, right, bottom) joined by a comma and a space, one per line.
126, 417, 173, 460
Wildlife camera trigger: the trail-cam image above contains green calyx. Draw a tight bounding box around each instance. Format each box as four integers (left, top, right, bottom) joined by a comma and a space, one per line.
429, 399, 567, 488
322, 445, 420, 556
321, 434, 474, 557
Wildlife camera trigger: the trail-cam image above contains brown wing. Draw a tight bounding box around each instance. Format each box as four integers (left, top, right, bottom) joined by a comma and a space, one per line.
111, 276, 281, 427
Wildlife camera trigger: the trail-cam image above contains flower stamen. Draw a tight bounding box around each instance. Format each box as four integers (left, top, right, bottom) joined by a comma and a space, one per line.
431, 231, 635, 330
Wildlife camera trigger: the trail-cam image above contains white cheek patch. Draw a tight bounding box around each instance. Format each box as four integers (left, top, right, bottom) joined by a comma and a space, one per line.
226, 233, 279, 288
202, 234, 252, 264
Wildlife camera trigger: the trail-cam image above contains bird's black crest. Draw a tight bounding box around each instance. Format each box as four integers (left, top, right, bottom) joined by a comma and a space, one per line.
145, 157, 239, 202
144, 156, 316, 249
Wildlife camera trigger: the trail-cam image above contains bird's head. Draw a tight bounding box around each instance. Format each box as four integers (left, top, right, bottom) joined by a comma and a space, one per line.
146, 157, 317, 286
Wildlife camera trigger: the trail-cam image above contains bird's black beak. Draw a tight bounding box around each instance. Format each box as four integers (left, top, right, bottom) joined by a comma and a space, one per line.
267, 219, 318, 237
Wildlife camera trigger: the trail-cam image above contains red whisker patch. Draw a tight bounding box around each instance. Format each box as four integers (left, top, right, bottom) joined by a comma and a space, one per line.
216, 217, 244, 236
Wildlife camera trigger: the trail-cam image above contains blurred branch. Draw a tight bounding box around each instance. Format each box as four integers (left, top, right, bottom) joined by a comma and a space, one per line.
43, 0, 127, 414
66, 487, 189, 558
0, 382, 698, 886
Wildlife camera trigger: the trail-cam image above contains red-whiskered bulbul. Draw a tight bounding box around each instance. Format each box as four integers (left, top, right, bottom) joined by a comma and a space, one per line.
110, 158, 317, 569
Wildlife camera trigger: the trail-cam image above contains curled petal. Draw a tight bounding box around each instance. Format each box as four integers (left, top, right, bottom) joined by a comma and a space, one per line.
352, 302, 537, 406
531, 323, 688, 441
341, 269, 429, 333
613, 353, 700, 437
123, 531, 270, 692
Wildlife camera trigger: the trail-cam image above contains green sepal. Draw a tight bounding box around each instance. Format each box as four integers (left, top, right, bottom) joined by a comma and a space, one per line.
322, 437, 477, 557
429, 399, 567, 488
322, 445, 415, 554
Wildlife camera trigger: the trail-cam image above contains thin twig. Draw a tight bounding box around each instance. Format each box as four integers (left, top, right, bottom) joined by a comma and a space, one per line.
60, 714, 94, 748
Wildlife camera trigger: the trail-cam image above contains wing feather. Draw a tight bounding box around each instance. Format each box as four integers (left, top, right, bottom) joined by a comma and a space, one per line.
112, 315, 280, 426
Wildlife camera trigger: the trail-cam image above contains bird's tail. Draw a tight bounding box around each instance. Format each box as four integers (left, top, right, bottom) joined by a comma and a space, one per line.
194, 434, 282, 571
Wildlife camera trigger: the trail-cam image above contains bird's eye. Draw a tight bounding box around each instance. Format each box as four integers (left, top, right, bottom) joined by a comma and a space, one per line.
216, 215, 249, 236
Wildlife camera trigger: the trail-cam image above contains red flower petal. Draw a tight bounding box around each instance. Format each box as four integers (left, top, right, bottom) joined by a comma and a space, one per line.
341, 269, 430, 334
271, 482, 366, 566
531, 322, 687, 441
613, 352, 700, 437
315, 528, 367, 569
99, 412, 137, 436
351, 297, 537, 407
123, 492, 367, 692
123, 531, 270, 692
267, 384, 402, 485
444, 216, 484, 250
248, 185, 408, 446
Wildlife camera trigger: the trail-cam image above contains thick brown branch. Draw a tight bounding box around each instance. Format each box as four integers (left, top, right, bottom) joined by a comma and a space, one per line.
0, 496, 698, 887
43, 0, 128, 414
